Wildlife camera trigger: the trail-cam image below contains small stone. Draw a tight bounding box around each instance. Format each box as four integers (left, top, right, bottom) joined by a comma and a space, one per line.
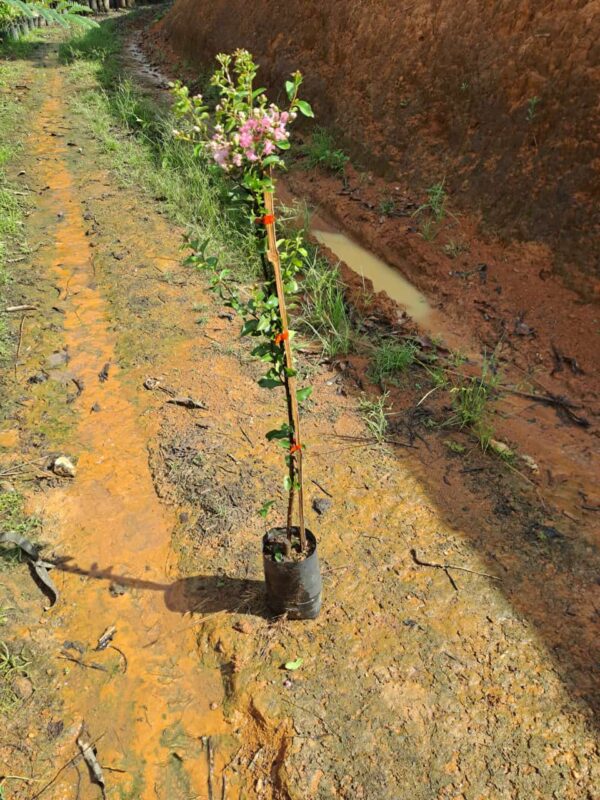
0, 481, 15, 493
179, 512, 189, 524
63, 640, 85, 654
52, 456, 76, 478
90, 402, 101, 413
12, 675, 34, 700
109, 582, 126, 597
47, 350, 68, 369
520, 454, 539, 472
47, 719, 64, 739
312, 496, 332, 516
28, 371, 48, 384
210, 701, 219, 710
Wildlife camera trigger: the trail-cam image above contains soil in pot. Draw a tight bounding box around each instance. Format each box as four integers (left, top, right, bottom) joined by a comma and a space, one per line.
263, 527, 322, 620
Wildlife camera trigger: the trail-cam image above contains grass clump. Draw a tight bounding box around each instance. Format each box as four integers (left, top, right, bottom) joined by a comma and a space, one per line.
358, 393, 389, 444
413, 180, 449, 241
445, 356, 500, 449
369, 339, 417, 386
303, 127, 349, 174
378, 196, 396, 217
0, 639, 31, 713
298, 254, 353, 357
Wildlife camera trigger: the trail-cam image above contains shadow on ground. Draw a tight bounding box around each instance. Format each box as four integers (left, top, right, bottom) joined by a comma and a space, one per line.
44, 556, 268, 616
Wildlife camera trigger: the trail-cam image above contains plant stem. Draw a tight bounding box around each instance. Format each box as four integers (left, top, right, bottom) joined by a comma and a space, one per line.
263, 180, 307, 552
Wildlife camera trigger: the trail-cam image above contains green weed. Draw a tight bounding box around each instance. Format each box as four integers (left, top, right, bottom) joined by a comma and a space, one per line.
414, 181, 449, 241
378, 196, 396, 217
419, 219, 437, 242
444, 440, 466, 455
0, 639, 31, 712
303, 127, 349, 174
526, 96, 540, 123
358, 393, 389, 444
445, 357, 500, 449
369, 340, 416, 385
417, 181, 447, 222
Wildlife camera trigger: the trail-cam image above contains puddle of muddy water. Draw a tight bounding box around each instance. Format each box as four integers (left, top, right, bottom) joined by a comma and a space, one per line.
314, 228, 431, 323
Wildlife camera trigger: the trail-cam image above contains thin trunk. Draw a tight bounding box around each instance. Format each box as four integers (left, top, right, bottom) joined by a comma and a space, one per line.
263, 182, 307, 553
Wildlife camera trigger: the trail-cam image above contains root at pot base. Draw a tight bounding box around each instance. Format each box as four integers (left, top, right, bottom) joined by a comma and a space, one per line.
263, 528, 322, 619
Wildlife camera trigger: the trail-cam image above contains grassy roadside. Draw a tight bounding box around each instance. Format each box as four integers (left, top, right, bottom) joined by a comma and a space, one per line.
60, 20, 260, 279
0, 41, 36, 369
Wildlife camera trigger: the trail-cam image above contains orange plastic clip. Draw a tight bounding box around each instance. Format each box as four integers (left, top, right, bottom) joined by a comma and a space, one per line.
290, 441, 302, 454
275, 330, 289, 345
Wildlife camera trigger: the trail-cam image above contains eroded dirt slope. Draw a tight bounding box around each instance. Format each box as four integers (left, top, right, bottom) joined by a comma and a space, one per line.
156, 0, 600, 290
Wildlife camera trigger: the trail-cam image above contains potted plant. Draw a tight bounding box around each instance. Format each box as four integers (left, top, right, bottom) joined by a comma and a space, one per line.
172, 50, 322, 619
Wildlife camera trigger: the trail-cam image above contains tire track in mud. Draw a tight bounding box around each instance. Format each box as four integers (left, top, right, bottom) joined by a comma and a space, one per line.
28, 66, 230, 799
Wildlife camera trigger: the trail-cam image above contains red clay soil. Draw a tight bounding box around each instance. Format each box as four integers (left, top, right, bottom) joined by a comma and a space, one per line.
154, 0, 600, 295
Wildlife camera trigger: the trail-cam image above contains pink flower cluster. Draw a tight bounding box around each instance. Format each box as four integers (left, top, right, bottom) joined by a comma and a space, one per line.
208, 106, 294, 171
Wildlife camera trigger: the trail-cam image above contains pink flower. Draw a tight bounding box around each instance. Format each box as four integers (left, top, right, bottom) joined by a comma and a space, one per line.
263, 140, 276, 156
245, 149, 258, 162
232, 153, 243, 167
214, 147, 230, 167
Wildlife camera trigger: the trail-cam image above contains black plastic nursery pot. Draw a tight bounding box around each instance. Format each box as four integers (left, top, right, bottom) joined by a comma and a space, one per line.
262, 527, 322, 620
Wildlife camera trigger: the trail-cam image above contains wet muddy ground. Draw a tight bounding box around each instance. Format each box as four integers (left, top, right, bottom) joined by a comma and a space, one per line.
1, 17, 599, 800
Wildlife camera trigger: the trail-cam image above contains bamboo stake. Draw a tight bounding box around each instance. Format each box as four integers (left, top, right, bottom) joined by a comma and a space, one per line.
263, 183, 307, 552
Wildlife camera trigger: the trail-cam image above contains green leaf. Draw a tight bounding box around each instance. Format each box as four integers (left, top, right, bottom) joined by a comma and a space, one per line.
241, 319, 258, 336
266, 424, 292, 441
283, 475, 292, 492
258, 376, 283, 389
262, 155, 283, 168
256, 315, 271, 333
296, 386, 313, 403
258, 500, 275, 519
296, 100, 314, 118
284, 658, 303, 671
285, 80, 295, 100
274, 551, 284, 563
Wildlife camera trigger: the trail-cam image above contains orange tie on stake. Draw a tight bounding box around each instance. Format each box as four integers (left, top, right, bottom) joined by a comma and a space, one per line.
263, 174, 307, 552
256, 213, 276, 225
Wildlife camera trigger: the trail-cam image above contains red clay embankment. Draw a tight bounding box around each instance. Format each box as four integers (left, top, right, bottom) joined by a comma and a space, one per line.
154, 0, 600, 292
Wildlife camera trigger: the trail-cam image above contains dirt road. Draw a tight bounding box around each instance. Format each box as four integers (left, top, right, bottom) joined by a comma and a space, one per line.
1, 23, 598, 800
